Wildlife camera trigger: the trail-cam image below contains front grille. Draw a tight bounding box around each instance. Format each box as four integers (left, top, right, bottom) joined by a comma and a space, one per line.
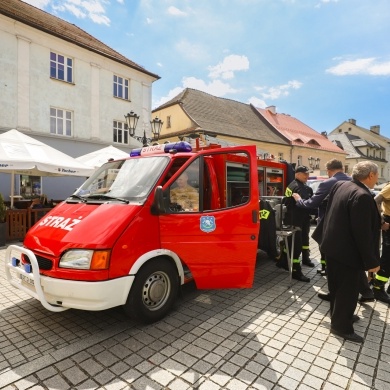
23, 254, 53, 270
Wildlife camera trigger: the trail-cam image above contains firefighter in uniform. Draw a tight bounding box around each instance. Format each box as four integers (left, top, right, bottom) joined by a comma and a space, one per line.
277, 165, 314, 282
373, 184, 390, 303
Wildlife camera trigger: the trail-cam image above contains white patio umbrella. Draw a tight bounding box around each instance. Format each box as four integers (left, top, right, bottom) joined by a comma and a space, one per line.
76, 145, 130, 168
0, 129, 95, 207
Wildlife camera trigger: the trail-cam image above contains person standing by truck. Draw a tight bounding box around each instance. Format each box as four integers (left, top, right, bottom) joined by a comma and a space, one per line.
373, 184, 390, 304
292, 159, 350, 275
294, 159, 375, 303
277, 165, 313, 282
320, 161, 381, 343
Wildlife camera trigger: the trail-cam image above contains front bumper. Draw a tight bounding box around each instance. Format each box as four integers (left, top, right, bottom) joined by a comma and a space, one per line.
5, 245, 134, 312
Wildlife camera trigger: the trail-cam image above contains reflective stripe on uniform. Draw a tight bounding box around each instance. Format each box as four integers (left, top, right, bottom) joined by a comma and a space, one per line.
292, 258, 300, 264
285, 187, 293, 197
375, 274, 389, 283
302, 245, 309, 250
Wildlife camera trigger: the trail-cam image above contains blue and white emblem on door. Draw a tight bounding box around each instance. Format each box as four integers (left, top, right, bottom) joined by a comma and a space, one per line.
200, 216, 216, 233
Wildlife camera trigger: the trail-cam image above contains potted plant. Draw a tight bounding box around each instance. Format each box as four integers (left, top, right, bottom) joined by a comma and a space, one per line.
0, 193, 6, 247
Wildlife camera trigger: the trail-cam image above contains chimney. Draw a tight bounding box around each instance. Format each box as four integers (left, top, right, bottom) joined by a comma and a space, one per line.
321, 131, 328, 137
370, 125, 380, 135
348, 118, 356, 125
266, 105, 276, 114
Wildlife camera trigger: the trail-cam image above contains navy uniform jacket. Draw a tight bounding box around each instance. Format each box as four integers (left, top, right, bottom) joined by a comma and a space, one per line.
284, 178, 313, 226
295, 172, 351, 220
321, 180, 380, 271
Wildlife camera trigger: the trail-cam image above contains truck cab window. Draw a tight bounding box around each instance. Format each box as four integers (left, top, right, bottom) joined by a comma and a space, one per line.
169, 160, 200, 212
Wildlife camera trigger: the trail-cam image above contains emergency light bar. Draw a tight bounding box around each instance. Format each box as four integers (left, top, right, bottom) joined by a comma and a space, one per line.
130, 141, 192, 157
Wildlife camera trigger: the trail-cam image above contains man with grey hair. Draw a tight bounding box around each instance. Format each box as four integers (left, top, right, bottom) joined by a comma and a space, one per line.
320, 161, 381, 343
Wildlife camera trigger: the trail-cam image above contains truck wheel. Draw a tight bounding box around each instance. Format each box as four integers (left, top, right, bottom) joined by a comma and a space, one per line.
124, 259, 179, 323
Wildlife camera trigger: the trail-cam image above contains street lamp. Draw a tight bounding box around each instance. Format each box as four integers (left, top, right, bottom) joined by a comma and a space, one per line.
124, 110, 148, 147
124, 110, 139, 137
150, 116, 164, 142
125, 111, 164, 147
308, 156, 314, 169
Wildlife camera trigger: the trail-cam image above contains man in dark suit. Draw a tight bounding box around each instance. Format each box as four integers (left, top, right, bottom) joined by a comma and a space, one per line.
293, 159, 375, 303
293, 159, 350, 275
320, 161, 380, 343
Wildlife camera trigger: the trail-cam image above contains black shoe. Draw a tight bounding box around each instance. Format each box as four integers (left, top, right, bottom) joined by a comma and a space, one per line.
302, 260, 315, 267
317, 268, 327, 276
276, 261, 289, 271
352, 314, 360, 323
373, 288, 390, 304
358, 295, 375, 303
292, 272, 310, 282
330, 328, 364, 343
387, 285, 390, 295
318, 292, 331, 301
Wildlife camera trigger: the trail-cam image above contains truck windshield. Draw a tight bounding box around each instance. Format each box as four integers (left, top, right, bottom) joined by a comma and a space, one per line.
73, 156, 170, 203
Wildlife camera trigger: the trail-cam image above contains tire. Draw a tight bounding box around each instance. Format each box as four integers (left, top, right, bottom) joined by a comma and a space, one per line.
124, 258, 179, 323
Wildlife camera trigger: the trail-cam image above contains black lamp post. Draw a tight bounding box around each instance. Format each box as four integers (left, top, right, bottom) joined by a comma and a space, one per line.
125, 111, 163, 147
124, 110, 139, 137
150, 116, 164, 142
308, 156, 314, 169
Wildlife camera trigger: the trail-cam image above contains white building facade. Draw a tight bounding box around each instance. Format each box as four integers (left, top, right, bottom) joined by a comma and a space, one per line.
0, 1, 159, 201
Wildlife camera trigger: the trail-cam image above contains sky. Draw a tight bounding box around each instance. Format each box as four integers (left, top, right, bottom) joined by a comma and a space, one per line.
24, 0, 390, 138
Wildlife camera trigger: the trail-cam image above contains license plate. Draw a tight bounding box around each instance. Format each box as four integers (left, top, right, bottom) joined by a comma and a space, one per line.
20, 274, 35, 286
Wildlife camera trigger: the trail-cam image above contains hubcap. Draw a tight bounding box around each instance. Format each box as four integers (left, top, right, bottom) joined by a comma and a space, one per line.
142, 271, 171, 311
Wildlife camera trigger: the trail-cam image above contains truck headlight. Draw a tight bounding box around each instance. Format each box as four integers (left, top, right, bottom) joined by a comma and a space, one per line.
59, 250, 110, 270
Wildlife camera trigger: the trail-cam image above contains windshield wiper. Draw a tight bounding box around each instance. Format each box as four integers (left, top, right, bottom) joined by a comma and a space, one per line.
87, 194, 129, 204
67, 194, 87, 203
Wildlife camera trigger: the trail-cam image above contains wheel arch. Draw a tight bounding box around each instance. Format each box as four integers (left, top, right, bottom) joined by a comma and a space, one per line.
128, 249, 185, 285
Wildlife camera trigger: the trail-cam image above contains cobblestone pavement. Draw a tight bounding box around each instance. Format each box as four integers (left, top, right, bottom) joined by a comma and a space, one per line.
1, 231, 390, 390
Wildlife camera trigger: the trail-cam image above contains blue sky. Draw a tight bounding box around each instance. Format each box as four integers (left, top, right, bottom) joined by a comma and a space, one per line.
26, 0, 390, 138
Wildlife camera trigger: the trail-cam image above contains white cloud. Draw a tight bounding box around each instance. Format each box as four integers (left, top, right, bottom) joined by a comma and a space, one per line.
326, 58, 390, 76
153, 87, 184, 108
208, 55, 249, 80
153, 77, 237, 108
248, 97, 268, 108
182, 77, 237, 96
167, 6, 187, 17
22, 0, 51, 7
254, 80, 302, 100
50, 0, 111, 26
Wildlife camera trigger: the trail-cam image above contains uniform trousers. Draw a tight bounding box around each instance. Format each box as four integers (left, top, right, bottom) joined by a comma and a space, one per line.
326, 256, 361, 334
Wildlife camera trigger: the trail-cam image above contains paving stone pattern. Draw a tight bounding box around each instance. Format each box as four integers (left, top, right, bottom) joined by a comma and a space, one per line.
0, 231, 389, 390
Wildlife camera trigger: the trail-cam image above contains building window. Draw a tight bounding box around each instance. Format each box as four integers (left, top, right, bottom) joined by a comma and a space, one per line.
167, 116, 171, 128
50, 52, 73, 82
278, 152, 283, 161
345, 165, 349, 174
50, 107, 72, 136
297, 155, 302, 166
113, 121, 129, 144
113, 75, 129, 100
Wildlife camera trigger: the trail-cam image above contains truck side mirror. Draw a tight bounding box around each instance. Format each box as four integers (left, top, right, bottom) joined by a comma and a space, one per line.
151, 186, 165, 215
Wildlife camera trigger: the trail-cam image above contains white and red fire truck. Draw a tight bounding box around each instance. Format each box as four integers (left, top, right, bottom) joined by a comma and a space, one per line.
5, 141, 287, 323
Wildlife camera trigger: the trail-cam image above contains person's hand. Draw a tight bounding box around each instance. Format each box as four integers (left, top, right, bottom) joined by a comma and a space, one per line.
381, 222, 390, 231
292, 193, 301, 201
368, 266, 380, 273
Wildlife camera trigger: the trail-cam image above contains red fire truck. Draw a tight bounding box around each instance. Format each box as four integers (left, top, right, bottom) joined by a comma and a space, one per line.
5, 142, 287, 323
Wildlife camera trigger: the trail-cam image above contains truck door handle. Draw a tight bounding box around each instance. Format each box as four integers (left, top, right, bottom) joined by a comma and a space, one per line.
252, 210, 258, 223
